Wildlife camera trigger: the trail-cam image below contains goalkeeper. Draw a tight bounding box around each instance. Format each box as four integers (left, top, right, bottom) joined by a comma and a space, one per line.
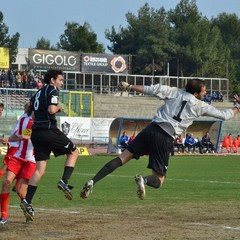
81, 79, 240, 200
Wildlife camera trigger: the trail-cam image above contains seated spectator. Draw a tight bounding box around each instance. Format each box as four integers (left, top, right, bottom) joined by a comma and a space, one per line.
129, 133, 135, 144
232, 135, 240, 153
175, 134, 185, 153
203, 94, 211, 104
221, 133, 233, 153
217, 92, 223, 102
184, 133, 196, 153
120, 131, 129, 150
202, 132, 215, 153
195, 137, 204, 154
211, 91, 218, 102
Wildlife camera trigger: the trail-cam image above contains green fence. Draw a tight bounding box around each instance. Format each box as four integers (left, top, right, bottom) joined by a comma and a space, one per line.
0, 88, 93, 117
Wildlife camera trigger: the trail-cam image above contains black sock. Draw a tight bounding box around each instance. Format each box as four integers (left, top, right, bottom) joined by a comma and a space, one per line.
61, 166, 74, 184
26, 185, 38, 204
92, 157, 122, 184
143, 175, 161, 188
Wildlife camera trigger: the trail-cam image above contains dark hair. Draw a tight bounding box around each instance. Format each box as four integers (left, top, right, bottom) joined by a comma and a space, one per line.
185, 79, 205, 94
0, 103, 4, 108
43, 69, 63, 84
26, 97, 34, 116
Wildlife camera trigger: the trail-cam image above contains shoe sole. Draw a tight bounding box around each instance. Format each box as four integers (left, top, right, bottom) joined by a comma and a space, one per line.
20, 203, 34, 222
135, 175, 145, 200
57, 185, 73, 200
0, 220, 9, 225
80, 185, 93, 199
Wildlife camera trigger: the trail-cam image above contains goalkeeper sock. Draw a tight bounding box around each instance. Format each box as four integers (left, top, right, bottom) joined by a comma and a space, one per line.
92, 157, 122, 184
143, 175, 161, 188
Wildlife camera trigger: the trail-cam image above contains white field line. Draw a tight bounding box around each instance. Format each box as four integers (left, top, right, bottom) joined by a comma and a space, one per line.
9, 205, 117, 217
189, 222, 240, 231
46, 171, 240, 185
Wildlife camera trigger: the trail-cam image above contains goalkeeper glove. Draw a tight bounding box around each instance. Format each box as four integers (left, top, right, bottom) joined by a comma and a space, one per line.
234, 102, 240, 112
117, 81, 132, 92
233, 94, 240, 103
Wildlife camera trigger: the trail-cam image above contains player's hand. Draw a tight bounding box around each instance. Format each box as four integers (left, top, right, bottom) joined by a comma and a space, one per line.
117, 81, 132, 92
57, 103, 62, 112
2, 137, 9, 145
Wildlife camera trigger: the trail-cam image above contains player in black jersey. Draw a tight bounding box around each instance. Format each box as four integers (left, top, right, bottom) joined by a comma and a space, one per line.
20, 69, 79, 222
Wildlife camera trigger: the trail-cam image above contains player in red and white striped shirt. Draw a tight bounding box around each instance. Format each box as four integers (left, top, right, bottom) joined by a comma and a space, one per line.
0, 103, 30, 179
0, 103, 35, 225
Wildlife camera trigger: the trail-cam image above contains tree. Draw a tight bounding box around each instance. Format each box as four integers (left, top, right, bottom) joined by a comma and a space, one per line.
167, 0, 231, 77
105, 3, 171, 75
211, 13, 240, 94
0, 11, 20, 63
35, 37, 58, 50
57, 22, 105, 53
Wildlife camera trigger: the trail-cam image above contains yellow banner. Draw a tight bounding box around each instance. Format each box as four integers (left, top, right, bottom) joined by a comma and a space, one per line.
0, 146, 89, 156
77, 147, 89, 155
0, 47, 9, 69
0, 146, 8, 155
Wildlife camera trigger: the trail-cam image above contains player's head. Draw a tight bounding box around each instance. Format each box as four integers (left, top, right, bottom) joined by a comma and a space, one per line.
43, 69, 63, 84
44, 69, 64, 91
186, 79, 206, 100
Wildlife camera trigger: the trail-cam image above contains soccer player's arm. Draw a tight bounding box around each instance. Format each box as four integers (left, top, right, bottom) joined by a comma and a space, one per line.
48, 91, 62, 114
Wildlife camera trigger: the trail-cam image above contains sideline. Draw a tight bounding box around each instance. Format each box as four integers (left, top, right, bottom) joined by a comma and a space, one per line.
189, 222, 240, 231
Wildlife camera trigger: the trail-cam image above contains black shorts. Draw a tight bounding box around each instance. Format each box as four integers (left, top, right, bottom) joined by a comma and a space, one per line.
126, 122, 174, 176
31, 128, 77, 161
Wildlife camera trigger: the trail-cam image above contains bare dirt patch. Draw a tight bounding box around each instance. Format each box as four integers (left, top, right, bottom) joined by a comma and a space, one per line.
1, 202, 240, 240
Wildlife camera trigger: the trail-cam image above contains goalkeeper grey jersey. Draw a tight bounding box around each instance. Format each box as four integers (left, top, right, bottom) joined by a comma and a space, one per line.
143, 84, 234, 136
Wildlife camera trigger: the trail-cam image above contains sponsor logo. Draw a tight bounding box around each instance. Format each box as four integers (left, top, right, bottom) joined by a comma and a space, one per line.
64, 142, 70, 148
77, 147, 89, 155
22, 128, 32, 139
51, 95, 58, 104
33, 53, 77, 67
83, 55, 108, 67
110, 56, 127, 73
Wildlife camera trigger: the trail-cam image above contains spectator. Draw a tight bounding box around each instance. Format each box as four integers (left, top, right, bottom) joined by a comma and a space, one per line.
196, 137, 204, 154
211, 91, 218, 102
175, 134, 185, 153
129, 133, 135, 144
203, 94, 211, 104
0, 103, 4, 117
184, 133, 196, 153
7, 68, 14, 88
222, 133, 233, 153
120, 131, 129, 149
217, 92, 223, 102
232, 135, 240, 153
21, 72, 28, 89
15, 71, 22, 91
202, 132, 215, 153
0, 70, 7, 94
37, 79, 43, 89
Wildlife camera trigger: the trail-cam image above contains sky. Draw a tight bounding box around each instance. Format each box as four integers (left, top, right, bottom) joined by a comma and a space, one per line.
1, 0, 240, 53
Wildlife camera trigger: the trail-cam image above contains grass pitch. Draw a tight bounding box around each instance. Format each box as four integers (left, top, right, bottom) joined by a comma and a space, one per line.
2, 154, 240, 208
1, 154, 240, 240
